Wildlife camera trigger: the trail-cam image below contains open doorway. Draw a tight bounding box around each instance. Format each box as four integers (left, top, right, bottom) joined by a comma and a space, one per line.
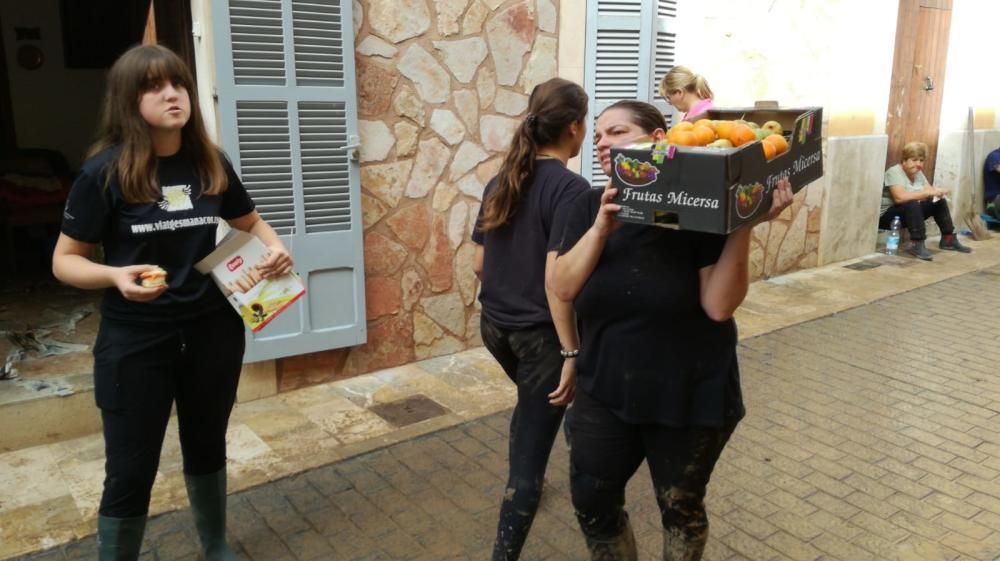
0, 0, 193, 384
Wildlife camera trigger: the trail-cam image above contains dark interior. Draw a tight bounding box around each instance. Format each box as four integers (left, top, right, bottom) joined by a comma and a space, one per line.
0, 0, 193, 286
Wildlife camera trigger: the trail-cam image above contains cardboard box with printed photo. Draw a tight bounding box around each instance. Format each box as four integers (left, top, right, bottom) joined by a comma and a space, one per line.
610, 106, 824, 234
195, 230, 305, 332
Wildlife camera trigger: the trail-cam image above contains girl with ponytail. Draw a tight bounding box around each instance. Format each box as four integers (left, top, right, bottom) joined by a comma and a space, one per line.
659, 65, 715, 122
471, 77, 589, 560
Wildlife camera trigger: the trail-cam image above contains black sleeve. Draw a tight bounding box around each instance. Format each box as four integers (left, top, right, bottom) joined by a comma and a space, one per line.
471, 201, 485, 244
692, 231, 728, 269
60, 168, 110, 243
543, 175, 591, 243
471, 179, 497, 245
219, 154, 256, 220
551, 188, 598, 255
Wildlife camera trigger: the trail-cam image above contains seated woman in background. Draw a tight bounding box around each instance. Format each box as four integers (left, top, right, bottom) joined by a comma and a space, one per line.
879, 141, 971, 260
983, 144, 1000, 220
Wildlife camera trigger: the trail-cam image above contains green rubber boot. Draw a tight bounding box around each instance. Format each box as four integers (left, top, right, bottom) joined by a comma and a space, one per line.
97, 514, 146, 561
185, 468, 239, 561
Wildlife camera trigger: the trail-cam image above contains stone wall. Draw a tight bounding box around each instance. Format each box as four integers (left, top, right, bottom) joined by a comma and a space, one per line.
275, 0, 557, 390
748, 181, 823, 281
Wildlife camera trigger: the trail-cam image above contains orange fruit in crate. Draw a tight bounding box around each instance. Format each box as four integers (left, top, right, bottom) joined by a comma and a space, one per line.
668, 121, 694, 135
763, 134, 789, 155
761, 140, 777, 161
714, 120, 736, 142
694, 119, 716, 132
691, 125, 717, 146
671, 130, 698, 146
729, 124, 757, 147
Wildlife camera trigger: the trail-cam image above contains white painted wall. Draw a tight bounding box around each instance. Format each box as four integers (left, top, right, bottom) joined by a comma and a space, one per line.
938, 0, 1000, 134
190, 0, 220, 144
933, 0, 1000, 223
559, 0, 586, 173
1, 0, 106, 167
674, 0, 898, 134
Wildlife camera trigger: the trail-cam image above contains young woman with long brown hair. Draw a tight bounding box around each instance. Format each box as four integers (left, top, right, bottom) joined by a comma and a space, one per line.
52, 44, 291, 560
471, 77, 589, 560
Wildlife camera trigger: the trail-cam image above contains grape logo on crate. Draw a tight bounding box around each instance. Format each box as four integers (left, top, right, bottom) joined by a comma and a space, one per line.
734, 182, 767, 219
614, 153, 659, 187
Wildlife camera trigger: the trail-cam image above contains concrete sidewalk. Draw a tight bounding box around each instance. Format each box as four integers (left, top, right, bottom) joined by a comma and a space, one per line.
5, 238, 1000, 560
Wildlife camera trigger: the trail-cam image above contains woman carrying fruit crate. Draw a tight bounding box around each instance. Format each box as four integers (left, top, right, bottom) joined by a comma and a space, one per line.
550, 100, 792, 560
470, 78, 589, 561
659, 66, 715, 122
51, 45, 292, 561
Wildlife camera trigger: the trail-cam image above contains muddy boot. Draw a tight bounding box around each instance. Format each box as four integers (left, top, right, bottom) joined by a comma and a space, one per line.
97, 514, 147, 561
584, 516, 638, 561
185, 469, 239, 561
662, 526, 707, 561
939, 233, 972, 253
908, 240, 933, 261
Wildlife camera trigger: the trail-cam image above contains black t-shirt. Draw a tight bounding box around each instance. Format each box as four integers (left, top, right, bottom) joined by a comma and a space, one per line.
472, 159, 591, 330
554, 188, 745, 427
61, 147, 256, 323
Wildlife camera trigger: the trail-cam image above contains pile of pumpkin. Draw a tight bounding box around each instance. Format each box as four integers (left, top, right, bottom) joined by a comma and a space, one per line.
667, 119, 789, 161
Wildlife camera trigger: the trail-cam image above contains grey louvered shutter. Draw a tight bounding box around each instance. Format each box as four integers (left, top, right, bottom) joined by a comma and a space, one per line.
582, 0, 679, 184
649, 0, 678, 123
212, 0, 366, 362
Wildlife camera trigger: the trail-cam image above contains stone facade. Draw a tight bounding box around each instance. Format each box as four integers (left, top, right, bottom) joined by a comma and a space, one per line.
277, 0, 556, 389
749, 181, 824, 280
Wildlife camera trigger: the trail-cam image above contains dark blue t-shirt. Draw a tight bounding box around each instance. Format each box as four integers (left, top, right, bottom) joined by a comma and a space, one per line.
472, 159, 590, 330
984, 148, 1000, 205
61, 147, 255, 323
553, 188, 744, 427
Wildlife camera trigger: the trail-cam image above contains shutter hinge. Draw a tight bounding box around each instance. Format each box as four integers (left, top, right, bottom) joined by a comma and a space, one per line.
339, 135, 361, 161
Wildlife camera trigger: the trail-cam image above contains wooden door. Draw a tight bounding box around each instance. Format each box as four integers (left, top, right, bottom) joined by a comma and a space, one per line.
884, 0, 952, 182
0, 11, 15, 152
141, 0, 197, 74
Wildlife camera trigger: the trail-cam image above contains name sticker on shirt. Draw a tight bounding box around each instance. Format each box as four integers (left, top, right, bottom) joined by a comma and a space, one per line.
158, 185, 194, 212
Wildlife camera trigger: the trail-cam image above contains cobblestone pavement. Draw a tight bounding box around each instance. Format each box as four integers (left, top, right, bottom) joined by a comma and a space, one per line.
15, 266, 1000, 561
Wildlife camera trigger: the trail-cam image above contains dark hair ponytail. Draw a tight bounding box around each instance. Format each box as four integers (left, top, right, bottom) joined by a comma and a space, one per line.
479, 78, 588, 231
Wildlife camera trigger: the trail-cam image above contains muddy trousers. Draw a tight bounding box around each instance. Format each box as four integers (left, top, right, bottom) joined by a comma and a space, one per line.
566, 390, 737, 561
481, 317, 567, 561
94, 307, 244, 518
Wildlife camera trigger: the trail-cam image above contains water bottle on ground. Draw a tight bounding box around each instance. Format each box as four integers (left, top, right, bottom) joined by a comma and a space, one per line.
886, 216, 901, 256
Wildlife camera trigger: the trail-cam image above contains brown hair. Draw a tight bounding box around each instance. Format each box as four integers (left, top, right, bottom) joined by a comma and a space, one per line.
90, 44, 226, 203
479, 78, 588, 231
658, 65, 714, 101
901, 141, 928, 160
599, 100, 668, 135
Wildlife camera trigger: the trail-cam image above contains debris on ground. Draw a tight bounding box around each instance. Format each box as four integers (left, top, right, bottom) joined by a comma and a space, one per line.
1, 348, 23, 380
